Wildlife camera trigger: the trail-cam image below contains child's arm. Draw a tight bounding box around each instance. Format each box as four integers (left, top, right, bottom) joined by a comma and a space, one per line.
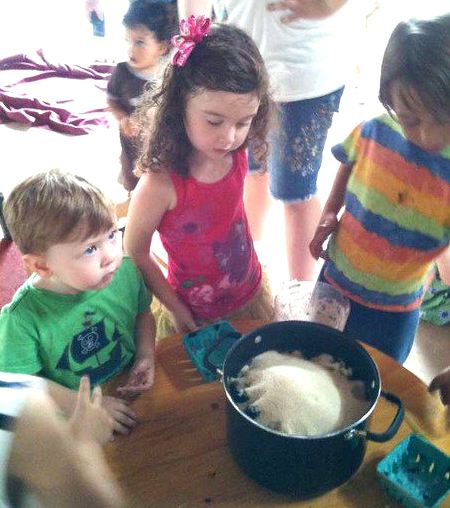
47, 379, 138, 435
429, 366, 450, 405
435, 246, 450, 285
8, 378, 124, 508
309, 163, 352, 259
107, 98, 138, 139
124, 171, 198, 333
178, 0, 213, 19
118, 310, 156, 394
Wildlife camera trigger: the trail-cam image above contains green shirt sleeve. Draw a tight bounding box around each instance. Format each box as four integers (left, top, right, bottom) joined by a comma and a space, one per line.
0, 308, 42, 374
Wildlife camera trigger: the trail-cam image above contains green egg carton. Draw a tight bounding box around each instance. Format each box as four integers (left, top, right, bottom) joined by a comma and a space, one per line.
377, 433, 450, 508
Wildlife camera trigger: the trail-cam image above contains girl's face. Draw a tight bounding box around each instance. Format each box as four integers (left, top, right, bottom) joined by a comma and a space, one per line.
184, 89, 260, 162
126, 25, 167, 73
391, 81, 450, 153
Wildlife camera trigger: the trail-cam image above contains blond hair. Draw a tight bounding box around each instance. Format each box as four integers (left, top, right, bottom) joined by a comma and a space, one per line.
4, 170, 116, 254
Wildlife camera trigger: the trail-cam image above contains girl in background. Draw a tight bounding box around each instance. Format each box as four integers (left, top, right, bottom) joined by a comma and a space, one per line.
107, 0, 177, 191
310, 13, 450, 364
124, 16, 274, 339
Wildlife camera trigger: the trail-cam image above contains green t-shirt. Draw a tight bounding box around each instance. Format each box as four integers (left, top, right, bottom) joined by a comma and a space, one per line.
0, 256, 151, 390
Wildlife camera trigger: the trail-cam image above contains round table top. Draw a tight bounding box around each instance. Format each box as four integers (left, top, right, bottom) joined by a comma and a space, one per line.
105, 319, 449, 507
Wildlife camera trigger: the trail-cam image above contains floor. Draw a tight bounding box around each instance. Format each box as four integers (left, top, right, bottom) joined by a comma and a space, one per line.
1, 0, 449, 387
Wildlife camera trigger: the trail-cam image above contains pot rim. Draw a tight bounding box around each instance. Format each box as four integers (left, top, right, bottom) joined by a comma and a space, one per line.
222, 321, 382, 440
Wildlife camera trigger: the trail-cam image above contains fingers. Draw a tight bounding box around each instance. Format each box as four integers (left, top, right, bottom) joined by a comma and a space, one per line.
92, 384, 103, 407
267, 1, 290, 11
111, 407, 138, 435
76, 376, 91, 407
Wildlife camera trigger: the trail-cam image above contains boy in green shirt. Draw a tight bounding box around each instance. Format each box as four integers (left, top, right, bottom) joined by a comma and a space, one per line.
0, 170, 156, 435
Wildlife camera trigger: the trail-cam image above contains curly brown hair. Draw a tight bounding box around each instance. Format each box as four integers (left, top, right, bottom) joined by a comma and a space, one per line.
136, 22, 273, 178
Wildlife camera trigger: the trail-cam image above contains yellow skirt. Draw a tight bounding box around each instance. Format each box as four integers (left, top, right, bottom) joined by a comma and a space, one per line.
153, 271, 274, 341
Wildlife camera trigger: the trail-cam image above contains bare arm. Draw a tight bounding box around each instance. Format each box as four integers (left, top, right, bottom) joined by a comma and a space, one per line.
8, 389, 124, 508
118, 310, 157, 394
435, 246, 450, 286
124, 172, 197, 332
267, 0, 348, 22
178, 0, 213, 19
309, 163, 352, 259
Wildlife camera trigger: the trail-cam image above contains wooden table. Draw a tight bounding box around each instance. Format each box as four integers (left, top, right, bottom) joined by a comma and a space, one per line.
105, 320, 450, 508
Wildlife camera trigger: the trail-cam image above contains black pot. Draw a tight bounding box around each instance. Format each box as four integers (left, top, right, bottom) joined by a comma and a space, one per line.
222, 321, 404, 498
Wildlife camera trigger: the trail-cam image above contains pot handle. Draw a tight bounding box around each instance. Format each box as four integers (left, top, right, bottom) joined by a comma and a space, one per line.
365, 391, 404, 443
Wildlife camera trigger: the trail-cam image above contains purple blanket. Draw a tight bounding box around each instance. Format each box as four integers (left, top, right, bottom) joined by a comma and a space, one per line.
0, 50, 114, 135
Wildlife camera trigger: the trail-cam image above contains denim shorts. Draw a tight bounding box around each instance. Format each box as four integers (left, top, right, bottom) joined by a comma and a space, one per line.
250, 87, 344, 202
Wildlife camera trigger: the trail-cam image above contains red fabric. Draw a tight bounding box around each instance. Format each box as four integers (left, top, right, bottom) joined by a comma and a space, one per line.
158, 149, 261, 320
0, 241, 27, 309
0, 50, 113, 135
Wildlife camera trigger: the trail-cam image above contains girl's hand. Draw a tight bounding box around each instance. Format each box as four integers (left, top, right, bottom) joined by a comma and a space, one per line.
117, 357, 155, 395
429, 366, 450, 405
309, 212, 339, 260
102, 395, 138, 435
172, 303, 198, 334
69, 376, 114, 446
119, 116, 139, 138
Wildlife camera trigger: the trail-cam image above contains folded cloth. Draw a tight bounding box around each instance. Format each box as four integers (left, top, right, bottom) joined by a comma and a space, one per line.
420, 273, 450, 326
182, 320, 241, 382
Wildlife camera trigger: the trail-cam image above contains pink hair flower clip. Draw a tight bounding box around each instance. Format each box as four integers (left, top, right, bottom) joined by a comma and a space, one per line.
171, 15, 211, 67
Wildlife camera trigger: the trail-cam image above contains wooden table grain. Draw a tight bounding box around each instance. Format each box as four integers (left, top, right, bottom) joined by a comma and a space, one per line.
105, 320, 450, 508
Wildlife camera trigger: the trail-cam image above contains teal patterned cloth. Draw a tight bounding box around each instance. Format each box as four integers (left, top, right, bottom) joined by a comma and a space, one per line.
420, 273, 450, 326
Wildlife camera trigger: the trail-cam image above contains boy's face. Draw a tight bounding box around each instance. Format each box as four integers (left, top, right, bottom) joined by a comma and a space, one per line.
126, 25, 167, 73
391, 81, 450, 153
37, 227, 123, 295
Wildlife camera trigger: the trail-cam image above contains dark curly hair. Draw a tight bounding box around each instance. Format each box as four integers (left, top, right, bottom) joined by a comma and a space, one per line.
379, 12, 450, 122
123, 0, 178, 44
136, 22, 273, 177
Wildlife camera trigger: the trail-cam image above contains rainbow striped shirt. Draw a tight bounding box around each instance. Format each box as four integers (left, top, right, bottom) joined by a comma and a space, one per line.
324, 114, 450, 312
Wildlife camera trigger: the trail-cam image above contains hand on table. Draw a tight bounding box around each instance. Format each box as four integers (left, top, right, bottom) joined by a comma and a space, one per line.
117, 357, 155, 395
102, 395, 138, 435
429, 366, 450, 405
309, 212, 339, 260
69, 376, 114, 446
172, 303, 198, 334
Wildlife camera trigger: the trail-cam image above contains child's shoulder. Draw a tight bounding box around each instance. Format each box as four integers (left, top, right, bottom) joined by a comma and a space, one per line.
0, 277, 38, 316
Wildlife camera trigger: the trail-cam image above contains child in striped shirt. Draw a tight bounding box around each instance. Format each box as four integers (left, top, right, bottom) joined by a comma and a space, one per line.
310, 12, 450, 363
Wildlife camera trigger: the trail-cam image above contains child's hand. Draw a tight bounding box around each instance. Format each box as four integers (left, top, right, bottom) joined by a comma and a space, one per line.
102, 395, 138, 435
119, 116, 139, 138
69, 376, 114, 446
429, 366, 450, 405
172, 304, 198, 334
117, 357, 155, 394
309, 212, 339, 260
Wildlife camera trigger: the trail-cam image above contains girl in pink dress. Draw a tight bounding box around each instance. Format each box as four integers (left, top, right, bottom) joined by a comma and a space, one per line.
124, 16, 274, 338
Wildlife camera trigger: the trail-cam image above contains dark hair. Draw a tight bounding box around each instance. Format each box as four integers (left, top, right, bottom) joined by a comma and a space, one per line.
123, 0, 177, 43
4, 170, 115, 254
379, 12, 450, 122
137, 22, 273, 177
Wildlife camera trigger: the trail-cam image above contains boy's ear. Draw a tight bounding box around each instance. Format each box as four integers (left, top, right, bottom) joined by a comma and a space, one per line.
22, 253, 52, 278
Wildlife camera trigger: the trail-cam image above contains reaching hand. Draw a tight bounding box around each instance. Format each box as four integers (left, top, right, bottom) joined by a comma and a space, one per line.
309, 212, 339, 260
69, 376, 114, 446
117, 357, 155, 395
267, 0, 344, 22
429, 366, 450, 405
172, 304, 198, 334
102, 395, 138, 435
119, 116, 139, 139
